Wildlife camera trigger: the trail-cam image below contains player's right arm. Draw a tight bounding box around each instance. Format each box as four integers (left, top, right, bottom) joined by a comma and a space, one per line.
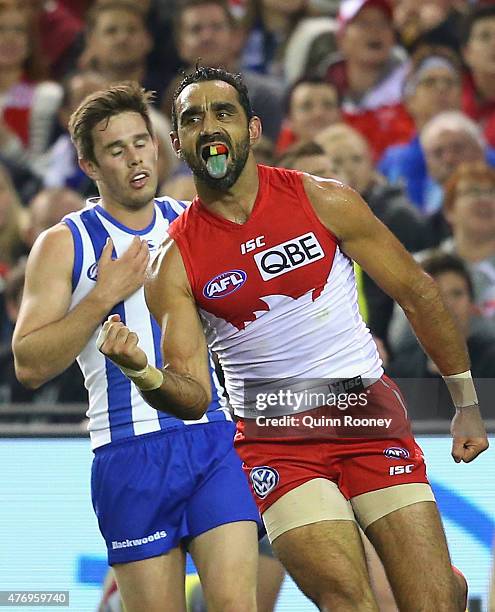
13, 225, 149, 388
98, 237, 212, 420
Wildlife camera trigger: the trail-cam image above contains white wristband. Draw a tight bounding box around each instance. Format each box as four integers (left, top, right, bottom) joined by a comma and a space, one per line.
442, 370, 478, 409
119, 363, 164, 391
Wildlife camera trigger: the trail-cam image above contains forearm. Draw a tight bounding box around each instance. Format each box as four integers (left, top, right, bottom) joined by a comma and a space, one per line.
14, 292, 111, 387
401, 282, 470, 376
139, 367, 211, 420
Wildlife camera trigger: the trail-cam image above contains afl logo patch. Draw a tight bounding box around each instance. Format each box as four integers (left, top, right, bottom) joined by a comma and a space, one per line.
249, 466, 279, 499
384, 447, 410, 460
203, 269, 247, 299
87, 263, 98, 281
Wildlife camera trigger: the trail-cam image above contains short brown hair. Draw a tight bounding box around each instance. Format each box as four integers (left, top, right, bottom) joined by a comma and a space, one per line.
68, 81, 155, 164
443, 161, 495, 212
173, 0, 235, 39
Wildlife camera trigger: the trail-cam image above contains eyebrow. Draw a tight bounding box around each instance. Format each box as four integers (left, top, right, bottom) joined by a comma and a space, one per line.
103, 132, 150, 150
180, 101, 239, 124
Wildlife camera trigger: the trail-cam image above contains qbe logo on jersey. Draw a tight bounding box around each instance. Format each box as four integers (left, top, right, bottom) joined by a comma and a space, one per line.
254, 232, 325, 280
249, 466, 280, 499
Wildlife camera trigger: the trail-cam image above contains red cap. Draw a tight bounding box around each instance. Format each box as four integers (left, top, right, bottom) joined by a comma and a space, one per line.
338, 0, 393, 29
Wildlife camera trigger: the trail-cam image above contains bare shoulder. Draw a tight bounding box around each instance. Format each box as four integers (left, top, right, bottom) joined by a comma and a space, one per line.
145, 235, 190, 307
26, 222, 74, 282
301, 173, 375, 242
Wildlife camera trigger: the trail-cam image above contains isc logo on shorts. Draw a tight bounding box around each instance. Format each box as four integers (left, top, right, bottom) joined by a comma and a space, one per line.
250, 466, 280, 499
254, 232, 325, 281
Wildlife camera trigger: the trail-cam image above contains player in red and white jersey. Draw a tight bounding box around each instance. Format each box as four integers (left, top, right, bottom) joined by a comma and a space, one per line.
100, 67, 485, 611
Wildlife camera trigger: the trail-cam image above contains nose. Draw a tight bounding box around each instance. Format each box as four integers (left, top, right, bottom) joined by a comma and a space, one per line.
127, 146, 142, 166
200, 112, 220, 137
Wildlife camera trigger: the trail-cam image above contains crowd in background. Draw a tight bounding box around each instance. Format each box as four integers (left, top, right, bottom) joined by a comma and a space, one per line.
1, 0, 495, 422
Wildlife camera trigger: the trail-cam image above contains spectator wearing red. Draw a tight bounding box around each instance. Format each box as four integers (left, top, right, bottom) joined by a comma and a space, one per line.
316, 0, 414, 159
276, 78, 341, 154
0, 6, 62, 171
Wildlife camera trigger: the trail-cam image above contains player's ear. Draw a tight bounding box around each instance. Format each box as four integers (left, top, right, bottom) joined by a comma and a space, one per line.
248, 116, 262, 146
79, 156, 99, 181
170, 131, 182, 159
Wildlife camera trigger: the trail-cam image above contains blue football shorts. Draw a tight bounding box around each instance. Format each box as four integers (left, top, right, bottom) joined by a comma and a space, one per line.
91, 421, 260, 565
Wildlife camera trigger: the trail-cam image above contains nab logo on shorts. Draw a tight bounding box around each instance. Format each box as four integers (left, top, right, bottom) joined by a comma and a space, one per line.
203, 270, 247, 299
87, 263, 98, 281
384, 447, 410, 460
254, 232, 325, 281
250, 466, 279, 499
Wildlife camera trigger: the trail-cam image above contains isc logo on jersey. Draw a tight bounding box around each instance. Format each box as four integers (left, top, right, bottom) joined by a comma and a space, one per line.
254, 232, 325, 281
203, 270, 248, 299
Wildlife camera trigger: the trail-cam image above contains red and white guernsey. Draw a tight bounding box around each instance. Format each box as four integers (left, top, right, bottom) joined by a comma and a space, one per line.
168, 165, 383, 417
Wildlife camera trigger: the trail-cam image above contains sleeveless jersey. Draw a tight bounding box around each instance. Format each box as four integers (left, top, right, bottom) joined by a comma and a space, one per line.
168, 165, 383, 418
64, 198, 230, 449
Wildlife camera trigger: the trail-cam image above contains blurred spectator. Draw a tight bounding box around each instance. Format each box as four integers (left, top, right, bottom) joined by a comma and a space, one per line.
462, 3, 495, 148
79, 2, 179, 182
315, 0, 414, 158
37, 71, 106, 196
24, 187, 85, 249
379, 45, 462, 209
0, 259, 87, 407
393, 0, 469, 53
244, 0, 310, 77
0, 6, 62, 171
26, 0, 84, 80
276, 78, 341, 154
316, 123, 430, 341
277, 140, 340, 179
167, 0, 285, 142
420, 111, 492, 232
0, 162, 27, 344
81, 1, 166, 103
0, 163, 27, 272
387, 252, 495, 419
388, 161, 495, 353
282, 16, 337, 85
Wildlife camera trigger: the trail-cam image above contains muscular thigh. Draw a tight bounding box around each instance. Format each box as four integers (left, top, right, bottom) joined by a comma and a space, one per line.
188, 521, 258, 611
113, 546, 186, 612
365, 500, 458, 611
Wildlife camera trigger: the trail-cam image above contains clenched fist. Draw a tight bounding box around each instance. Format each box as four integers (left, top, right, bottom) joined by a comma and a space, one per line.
97, 314, 148, 371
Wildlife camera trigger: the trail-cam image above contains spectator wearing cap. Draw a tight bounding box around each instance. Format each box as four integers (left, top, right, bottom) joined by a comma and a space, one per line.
462, 3, 495, 148
315, 0, 414, 158
387, 251, 495, 420
379, 45, 463, 209
275, 78, 341, 154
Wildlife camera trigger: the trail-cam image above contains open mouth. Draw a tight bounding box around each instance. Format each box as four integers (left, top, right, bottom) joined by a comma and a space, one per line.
130, 170, 150, 188
201, 143, 229, 162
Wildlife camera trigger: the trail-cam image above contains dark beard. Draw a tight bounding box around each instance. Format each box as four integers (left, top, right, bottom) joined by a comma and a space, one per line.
184, 138, 250, 192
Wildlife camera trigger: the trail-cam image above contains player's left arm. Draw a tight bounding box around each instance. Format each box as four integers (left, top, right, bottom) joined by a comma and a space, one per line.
303, 175, 488, 461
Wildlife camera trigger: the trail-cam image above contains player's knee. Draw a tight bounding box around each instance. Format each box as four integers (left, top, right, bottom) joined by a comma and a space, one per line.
208, 585, 257, 612
315, 574, 375, 609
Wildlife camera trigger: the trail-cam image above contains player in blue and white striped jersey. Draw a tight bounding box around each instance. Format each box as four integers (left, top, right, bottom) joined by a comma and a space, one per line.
13, 82, 259, 612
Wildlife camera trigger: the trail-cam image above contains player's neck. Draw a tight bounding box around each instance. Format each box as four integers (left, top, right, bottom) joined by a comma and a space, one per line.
455, 231, 495, 262
98, 196, 156, 231
196, 157, 260, 224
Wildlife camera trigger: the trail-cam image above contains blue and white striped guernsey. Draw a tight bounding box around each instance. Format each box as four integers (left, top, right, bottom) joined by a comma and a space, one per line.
63, 197, 230, 449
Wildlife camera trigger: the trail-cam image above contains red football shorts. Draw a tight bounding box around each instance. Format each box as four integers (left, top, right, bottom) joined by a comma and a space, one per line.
234, 375, 429, 514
